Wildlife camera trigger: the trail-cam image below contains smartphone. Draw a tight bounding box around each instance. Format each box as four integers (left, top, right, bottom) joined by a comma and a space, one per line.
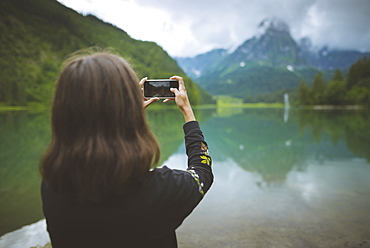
143, 79, 179, 98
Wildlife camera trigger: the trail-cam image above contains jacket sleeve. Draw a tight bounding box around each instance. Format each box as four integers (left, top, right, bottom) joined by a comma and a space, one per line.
152, 121, 213, 231
183, 121, 213, 196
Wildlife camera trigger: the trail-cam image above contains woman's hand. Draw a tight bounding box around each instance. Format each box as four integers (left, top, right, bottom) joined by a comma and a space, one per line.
165, 76, 196, 122
139, 77, 159, 109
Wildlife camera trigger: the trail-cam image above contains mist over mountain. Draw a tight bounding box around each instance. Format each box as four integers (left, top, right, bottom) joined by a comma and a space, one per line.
233, 18, 307, 67
176, 18, 370, 98
299, 38, 370, 70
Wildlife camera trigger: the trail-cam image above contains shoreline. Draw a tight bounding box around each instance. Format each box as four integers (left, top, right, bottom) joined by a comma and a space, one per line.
311, 105, 364, 110
1, 101, 367, 111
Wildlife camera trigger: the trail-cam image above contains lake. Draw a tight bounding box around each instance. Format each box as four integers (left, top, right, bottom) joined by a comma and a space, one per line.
1, 107, 370, 248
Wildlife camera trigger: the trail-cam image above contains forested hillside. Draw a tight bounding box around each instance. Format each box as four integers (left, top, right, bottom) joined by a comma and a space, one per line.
299, 58, 370, 106
0, 0, 213, 106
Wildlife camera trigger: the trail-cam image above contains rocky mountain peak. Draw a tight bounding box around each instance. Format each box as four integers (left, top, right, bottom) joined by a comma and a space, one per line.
232, 17, 304, 67
257, 17, 290, 35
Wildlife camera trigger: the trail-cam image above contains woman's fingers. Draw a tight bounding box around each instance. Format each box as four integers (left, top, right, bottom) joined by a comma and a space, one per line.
145, 76, 187, 105
163, 87, 179, 103
170, 87, 180, 95
170, 76, 185, 92
163, 98, 174, 103
139, 77, 147, 88
144, 97, 159, 108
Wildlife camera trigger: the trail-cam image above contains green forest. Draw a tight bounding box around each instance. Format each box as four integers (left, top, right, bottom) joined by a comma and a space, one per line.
0, 0, 213, 107
243, 57, 370, 106
299, 58, 370, 106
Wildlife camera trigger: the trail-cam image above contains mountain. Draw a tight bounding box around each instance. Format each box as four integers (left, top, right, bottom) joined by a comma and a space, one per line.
0, 0, 213, 106
176, 18, 370, 99
231, 18, 307, 67
299, 38, 370, 70
176, 49, 228, 79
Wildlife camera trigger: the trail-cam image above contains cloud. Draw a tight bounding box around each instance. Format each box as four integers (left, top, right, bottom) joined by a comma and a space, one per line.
133, 0, 317, 55
57, 0, 370, 57
300, 0, 370, 52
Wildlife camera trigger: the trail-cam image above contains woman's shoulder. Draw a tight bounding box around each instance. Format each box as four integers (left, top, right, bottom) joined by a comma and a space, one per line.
143, 166, 203, 209
149, 166, 194, 184
145, 166, 200, 196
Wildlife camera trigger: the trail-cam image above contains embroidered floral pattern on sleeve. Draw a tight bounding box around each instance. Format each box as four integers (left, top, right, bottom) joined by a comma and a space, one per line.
200, 156, 211, 166
186, 142, 212, 196
200, 142, 211, 166
201, 142, 209, 156
187, 169, 205, 196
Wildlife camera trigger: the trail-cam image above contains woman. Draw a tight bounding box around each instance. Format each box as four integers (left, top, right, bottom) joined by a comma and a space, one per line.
40, 52, 213, 248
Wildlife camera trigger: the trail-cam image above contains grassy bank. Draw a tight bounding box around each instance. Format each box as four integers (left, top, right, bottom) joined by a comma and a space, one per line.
0, 102, 288, 112
217, 102, 285, 108
0, 102, 49, 111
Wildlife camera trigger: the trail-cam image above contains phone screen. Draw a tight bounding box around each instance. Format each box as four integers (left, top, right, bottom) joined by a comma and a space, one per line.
144, 80, 179, 98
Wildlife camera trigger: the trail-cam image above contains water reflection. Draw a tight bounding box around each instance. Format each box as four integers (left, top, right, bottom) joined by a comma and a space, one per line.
177, 155, 370, 247
298, 110, 370, 162
176, 108, 370, 247
203, 109, 306, 186
202, 108, 370, 187
0, 220, 49, 248
0, 111, 49, 236
1, 108, 370, 248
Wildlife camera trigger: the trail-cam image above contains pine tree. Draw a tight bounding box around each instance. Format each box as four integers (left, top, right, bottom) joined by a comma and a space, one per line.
326, 81, 346, 105
311, 71, 326, 105
333, 70, 343, 81
347, 58, 370, 89
323, 69, 346, 105
346, 58, 370, 105
299, 79, 310, 105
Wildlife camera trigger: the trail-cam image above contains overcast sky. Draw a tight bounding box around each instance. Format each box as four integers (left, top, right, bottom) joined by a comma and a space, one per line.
57, 0, 370, 57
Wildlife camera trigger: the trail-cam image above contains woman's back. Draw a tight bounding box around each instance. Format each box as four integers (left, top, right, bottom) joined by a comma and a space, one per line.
40, 52, 213, 248
43, 167, 204, 247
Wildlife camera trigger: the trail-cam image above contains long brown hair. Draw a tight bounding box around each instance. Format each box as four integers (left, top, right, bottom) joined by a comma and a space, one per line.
41, 52, 160, 201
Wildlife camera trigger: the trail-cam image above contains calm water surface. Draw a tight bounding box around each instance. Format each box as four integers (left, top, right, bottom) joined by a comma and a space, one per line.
0, 108, 370, 248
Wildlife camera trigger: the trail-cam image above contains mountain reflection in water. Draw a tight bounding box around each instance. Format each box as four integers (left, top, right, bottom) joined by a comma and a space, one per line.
1, 108, 370, 248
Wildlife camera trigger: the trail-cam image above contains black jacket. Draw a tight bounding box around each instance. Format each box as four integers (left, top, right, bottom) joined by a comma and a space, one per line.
41, 121, 213, 248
